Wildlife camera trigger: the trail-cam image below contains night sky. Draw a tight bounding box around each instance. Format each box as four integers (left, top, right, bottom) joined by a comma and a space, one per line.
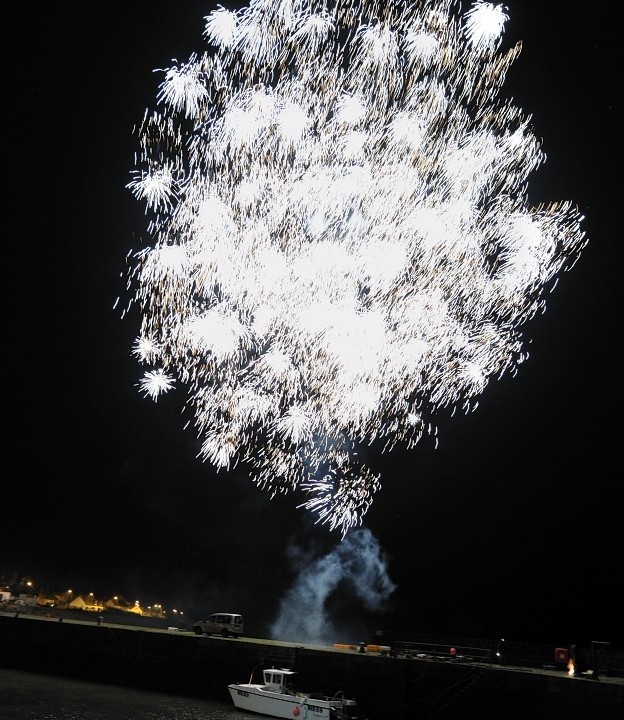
6, 2, 620, 650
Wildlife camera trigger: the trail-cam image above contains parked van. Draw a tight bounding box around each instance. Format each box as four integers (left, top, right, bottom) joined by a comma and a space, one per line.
192, 612, 244, 637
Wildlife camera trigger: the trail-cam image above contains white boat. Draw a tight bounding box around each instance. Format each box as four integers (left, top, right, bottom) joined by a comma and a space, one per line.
228, 666, 368, 720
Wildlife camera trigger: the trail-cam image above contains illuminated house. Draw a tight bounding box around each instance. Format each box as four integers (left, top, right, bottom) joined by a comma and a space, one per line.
68, 594, 104, 612
105, 596, 144, 615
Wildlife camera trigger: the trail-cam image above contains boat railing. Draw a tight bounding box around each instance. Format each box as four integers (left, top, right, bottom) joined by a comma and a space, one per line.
394, 639, 495, 662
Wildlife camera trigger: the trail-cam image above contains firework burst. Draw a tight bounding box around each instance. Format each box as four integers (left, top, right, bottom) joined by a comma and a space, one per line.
123, 0, 586, 536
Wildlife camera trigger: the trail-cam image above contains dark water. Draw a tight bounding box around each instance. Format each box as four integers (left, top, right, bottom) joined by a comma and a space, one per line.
0, 668, 256, 720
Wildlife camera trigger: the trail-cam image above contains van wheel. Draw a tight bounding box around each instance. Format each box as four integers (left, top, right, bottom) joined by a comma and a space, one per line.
221, 628, 229, 637
193, 627, 203, 635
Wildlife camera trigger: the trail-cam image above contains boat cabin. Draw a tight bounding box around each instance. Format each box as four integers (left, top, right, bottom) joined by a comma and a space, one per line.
262, 668, 297, 694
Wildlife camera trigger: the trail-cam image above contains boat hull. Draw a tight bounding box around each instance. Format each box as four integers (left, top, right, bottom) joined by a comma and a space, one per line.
228, 684, 338, 719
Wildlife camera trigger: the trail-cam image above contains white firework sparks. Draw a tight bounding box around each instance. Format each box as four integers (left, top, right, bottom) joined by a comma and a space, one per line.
137, 369, 176, 401
124, 0, 587, 536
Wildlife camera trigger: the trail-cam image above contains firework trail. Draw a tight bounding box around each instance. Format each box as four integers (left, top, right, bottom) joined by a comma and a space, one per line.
123, 0, 587, 536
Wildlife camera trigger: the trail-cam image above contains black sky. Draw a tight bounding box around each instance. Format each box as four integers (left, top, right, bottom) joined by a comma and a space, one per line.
6, 2, 620, 649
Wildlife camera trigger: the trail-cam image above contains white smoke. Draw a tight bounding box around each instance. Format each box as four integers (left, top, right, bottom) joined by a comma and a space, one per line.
269, 527, 396, 645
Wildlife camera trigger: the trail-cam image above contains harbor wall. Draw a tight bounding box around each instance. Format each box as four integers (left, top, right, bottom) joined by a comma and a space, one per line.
1, 615, 621, 719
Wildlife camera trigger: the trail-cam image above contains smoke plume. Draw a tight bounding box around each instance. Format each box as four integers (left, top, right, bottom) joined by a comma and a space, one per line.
269, 527, 396, 645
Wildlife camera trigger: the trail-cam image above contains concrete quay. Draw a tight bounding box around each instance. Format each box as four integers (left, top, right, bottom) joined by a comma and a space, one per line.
1, 613, 622, 719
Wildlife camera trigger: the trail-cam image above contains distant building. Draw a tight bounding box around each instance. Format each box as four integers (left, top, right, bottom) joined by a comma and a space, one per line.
104, 596, 145, 616
104, 595, 134, 612
36, 591, 59, 608
15, 594, 37, 607
68, 594, 105, 612
142, 604, 165, 619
